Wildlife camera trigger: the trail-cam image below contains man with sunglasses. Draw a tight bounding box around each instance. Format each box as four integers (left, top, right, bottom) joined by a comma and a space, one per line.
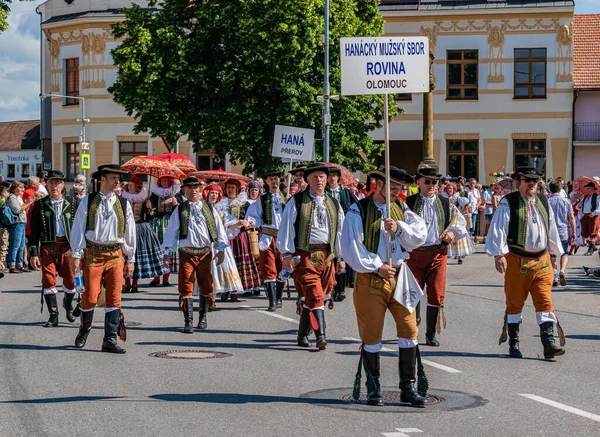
486, 167, 565, 360
405, 165, 467, 347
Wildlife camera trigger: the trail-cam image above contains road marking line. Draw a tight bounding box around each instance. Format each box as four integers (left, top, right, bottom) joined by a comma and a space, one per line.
519, 394, 600, 423
343, 337, 462, 374
381, 428, 423, 437
239, 304, 297, 324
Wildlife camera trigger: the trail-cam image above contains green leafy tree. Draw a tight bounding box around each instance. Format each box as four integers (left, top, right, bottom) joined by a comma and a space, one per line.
1, 0, 12, 32
110, 0, 396, 174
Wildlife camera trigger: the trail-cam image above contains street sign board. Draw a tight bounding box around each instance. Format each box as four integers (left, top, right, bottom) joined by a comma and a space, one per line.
81, 142, 90, 151
272, 125, 315, 162
340, 37, 430, 96
81, 153, 90, 169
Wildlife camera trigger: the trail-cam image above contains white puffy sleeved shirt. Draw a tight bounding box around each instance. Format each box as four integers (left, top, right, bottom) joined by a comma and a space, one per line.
341, 201, 427, 273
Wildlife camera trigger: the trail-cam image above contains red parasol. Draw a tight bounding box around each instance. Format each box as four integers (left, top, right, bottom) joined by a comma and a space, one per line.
490, 177, 516, 197
316, 162, 358, 186
121, 156, 187, 180
158, 152, 197, 174
190, 168, 252, 183
572, 176, 600, 197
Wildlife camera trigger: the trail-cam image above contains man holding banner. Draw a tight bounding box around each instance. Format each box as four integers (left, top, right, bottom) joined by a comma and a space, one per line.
342, 166, 428, 407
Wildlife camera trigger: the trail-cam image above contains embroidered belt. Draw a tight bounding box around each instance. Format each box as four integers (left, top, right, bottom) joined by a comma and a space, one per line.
260, 227, 279, 238
179, 246, 210, 256
508, 247, 547, 259
85, 240, 121, 253
55, 237, 68, 243
307, 244, 330, 251
412, 244, 444, 252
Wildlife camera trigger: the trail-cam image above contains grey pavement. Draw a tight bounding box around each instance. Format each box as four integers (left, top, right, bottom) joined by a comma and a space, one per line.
0, 247, 599, 437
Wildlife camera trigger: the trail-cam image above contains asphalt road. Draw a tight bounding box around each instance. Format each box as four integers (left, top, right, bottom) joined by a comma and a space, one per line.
0, 246, 599, 437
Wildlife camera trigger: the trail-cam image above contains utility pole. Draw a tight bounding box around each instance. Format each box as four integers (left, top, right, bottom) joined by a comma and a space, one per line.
421, 49, 437, 166
322, 0, 331, 163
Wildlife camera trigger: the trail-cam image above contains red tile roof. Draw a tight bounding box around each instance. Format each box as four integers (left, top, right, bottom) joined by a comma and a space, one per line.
574, 14, 600, 90
0, 120, 40, 151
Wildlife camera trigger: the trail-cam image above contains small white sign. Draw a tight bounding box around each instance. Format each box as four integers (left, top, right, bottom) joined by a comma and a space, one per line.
340, 36, 430, 96
272, 125, 315, 161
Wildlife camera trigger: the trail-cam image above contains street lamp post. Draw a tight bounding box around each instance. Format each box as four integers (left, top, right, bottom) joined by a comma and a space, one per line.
322, 0, 331, 163
40, 93, 90, 181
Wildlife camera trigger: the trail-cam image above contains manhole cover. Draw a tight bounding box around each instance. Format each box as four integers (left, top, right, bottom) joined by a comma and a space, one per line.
92, 321, 142, 327
299, 387, 487, 413
340, 392, 443, 406
149, 350, 233, 360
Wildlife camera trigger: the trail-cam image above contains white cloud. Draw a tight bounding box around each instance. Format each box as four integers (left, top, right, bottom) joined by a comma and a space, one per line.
0, 0, 45, 122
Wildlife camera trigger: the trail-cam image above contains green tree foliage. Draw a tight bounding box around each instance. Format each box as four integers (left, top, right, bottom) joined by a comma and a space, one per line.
1, 0, 12, 32
110, 0, 396, 173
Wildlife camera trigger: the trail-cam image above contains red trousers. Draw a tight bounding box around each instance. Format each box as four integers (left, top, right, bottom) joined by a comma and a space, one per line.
580, 215, 599, 239
406, 246, 448, 306
178, 249, 213, 297
40, 240, 75, 290
259, 238, 282, 282
81, 249, 124, 310
292, 248, 335, 309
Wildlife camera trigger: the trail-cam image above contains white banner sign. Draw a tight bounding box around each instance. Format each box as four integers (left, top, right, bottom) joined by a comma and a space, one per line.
272, 125, 315, 161
340, 36, 430, 96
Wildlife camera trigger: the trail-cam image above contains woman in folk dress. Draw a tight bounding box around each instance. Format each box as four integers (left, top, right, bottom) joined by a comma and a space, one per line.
444, 183, 475, 265
147, 176, 182, 287
203, 183, 244, 308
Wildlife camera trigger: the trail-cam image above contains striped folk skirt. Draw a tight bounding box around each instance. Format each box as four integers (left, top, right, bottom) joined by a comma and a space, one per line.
149, 215, 178, 273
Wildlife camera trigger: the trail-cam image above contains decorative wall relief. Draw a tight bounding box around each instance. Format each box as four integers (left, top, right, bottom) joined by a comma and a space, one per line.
49, 39, 61, 92
487, 25, 506, 84
555, 23, 573, 83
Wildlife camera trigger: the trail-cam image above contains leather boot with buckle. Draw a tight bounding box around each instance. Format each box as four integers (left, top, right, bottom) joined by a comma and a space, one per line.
540, 321, 565, 359
363, 350, 383, 406
399, 347, 428, 407
63, 292, 76, 323
75, 310, 94, 348
101, 310, 126, 354
507, 322, 523, 358
313, 308, 327, 350
43, 293, 59, 327
425, 305, 440, 347
182, 296, 194, 334
197, 294, 208, 330
297, 307, 312, 347
265, 282, 276, 312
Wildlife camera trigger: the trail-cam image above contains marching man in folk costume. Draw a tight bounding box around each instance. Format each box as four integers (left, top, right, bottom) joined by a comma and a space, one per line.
406, 165, 467, 347
577, 181, 600, 256
245, 169, 286, 311
326, 167, 358, 302
486, 167, 566, 360
277, 163, 345, 350
162, 177, 228, 334
70, 165, 136, 354
342, 166, 428, 407
29, 170, 79, 327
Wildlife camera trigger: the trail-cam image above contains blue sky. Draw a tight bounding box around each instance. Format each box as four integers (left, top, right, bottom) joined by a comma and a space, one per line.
0, 0, 599, 122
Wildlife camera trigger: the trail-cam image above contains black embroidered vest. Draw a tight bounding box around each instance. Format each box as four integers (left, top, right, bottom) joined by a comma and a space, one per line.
405, 193, 451, 233
178, 200, 217, 242
505, 191, 550, 257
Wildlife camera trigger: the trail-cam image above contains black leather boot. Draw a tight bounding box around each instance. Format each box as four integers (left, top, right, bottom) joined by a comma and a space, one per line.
265, 282, 276, 312
275, 281, 284, 309
363, 350, 383, 406
179, 296, 193, 333
197, 294, 208, 330
43, 293, 59, 327
63, 292, 76, 323
334, 272, 346, 302
101, 310, 126, 354
75, 310, 94, 348
297, 307, 312, 347
540, 321, 565, 359
399, 347, 428, 406
313, 308, 327, 350
425, 305, 440, 347
507, 322, 523, 358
